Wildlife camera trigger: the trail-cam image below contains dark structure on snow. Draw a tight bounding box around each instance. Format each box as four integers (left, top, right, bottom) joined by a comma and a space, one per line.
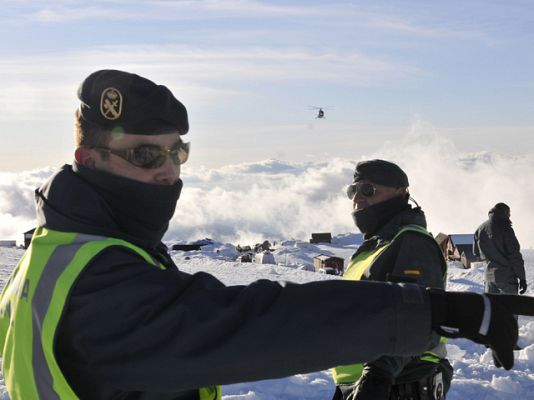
172, 239, 213, 252
310, 233, 332, 244
172, 244, 204, 251
313, 254, 344, 275
435, 232, 477, 269
237, 253, 253, 263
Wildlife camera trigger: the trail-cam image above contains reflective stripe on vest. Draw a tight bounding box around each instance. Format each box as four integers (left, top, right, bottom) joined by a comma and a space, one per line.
331, 225, 435, 385
343, 225, 431, 282
0, 227, 221, 400
420, 337, 448, 364
199, 386, 222, 400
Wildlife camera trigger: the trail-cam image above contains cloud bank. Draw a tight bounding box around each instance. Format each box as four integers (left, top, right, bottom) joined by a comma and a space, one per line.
1, 131, 533, 248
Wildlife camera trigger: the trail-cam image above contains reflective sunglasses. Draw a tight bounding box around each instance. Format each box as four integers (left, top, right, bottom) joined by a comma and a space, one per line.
346, 182, 377, 199
92, 142, 190, 169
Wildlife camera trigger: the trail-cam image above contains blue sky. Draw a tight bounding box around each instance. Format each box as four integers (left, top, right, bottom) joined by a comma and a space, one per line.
1, 0, 533, 171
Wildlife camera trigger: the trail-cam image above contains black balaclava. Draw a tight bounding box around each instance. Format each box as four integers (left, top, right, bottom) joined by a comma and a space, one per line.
352, 195, 409, 235
73, 162, 182, 248
350, 159, 410, 235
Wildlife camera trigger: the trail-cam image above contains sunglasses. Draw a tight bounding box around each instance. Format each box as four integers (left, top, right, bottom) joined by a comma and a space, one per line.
346, 182, 377, 199
92, 142, 190, 169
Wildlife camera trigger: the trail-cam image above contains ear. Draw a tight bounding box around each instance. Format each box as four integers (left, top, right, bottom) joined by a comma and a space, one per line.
74, 147, 97, 168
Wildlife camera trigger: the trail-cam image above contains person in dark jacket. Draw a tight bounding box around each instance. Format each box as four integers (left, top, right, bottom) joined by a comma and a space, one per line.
474, 203, 527, 295
0, 70, 533, 400
332, 160, 452, 400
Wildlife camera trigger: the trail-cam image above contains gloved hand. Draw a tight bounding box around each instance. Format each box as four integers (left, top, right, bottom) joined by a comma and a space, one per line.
349, 365, 392, 400
519, 279, 528, 295
428, 289, 534, 370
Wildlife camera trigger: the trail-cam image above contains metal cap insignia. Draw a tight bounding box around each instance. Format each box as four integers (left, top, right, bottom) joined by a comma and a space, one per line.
100, 87, 123, 120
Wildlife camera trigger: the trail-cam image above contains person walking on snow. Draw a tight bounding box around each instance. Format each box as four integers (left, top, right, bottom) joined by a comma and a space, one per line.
474, 202, 527, 296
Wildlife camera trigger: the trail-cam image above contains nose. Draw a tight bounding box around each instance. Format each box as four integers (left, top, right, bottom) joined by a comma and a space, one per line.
353, 190, 367, 209
154, 157, 181, 185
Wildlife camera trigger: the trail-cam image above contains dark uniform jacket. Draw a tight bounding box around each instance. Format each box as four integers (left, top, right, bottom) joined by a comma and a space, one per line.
35, 165, 436, 400
351, 207, 447, 379
355, 207, 446, 288
474, 207, 525, 283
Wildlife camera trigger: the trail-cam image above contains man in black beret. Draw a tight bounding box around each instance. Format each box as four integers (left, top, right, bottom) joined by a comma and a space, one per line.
332, 159, 452, 400
474, 203, 527, 297
1, 71, 534, 400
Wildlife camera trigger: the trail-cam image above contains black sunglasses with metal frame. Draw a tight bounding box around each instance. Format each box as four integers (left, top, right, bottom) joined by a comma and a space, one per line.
346, 182, 377, 199
91, 141, 190, 169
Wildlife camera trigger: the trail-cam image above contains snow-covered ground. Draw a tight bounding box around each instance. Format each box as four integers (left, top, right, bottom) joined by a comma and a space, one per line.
0, 237, 533, 399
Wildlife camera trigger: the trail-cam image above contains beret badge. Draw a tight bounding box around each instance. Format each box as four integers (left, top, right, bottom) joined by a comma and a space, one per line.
100, 87, 123, 120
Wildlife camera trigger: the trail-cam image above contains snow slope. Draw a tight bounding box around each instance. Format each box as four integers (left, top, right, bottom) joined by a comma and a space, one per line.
0, 238, 533, 400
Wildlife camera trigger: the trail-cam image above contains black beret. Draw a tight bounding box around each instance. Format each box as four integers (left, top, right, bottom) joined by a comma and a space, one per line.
493, 202, 510, 211
77, 69, 188, 135
490, 202, 510, 216
353, 159, 409, 188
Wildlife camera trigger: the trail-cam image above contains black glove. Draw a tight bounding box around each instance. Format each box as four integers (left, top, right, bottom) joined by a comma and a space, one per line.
349, 365, 392, 400
428, 289, 534, 370
519, 279, 528, 295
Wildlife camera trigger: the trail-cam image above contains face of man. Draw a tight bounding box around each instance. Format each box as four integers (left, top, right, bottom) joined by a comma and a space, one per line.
77, 132, 183, 185
350, 180, 407, 211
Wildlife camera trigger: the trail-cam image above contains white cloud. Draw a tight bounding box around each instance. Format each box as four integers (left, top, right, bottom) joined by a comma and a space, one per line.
0, 45, 412, 83
21, 0, 484, 43
24, 0, 342, 23
3, 129, 533, 251
171, 157, 354, 244
31, 6, 113, 22
172, 133, 534, 249
172, 131, 534, 249
0, 167, 57, 241
368, 15, 484, 40
368, 119, 534, 248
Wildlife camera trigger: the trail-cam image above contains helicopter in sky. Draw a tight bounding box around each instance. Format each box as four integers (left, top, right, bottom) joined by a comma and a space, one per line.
308, 106, 328, 119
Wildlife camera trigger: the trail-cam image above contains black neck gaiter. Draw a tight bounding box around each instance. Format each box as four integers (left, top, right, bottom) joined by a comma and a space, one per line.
73, 162, 182, 248
352, 195, 409, 236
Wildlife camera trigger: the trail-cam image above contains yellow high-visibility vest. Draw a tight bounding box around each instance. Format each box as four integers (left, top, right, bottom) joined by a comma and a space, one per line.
0, 227, 221, 400
332, 225, 443, 384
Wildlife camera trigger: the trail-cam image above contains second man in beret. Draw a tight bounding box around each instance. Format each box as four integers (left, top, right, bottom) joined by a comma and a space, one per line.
332, 159, 452, 400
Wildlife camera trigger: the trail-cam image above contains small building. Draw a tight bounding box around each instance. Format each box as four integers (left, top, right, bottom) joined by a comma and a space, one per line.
0, 240, 17, 248
310, 232, 332, 244
450, 234, 477, 269
435, 233, 477, 269
237, 253, 253, 263
435, 232, 460, 261
23, 228, 36, 249
254, 250, 276, 264
313, 254, 344, 275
